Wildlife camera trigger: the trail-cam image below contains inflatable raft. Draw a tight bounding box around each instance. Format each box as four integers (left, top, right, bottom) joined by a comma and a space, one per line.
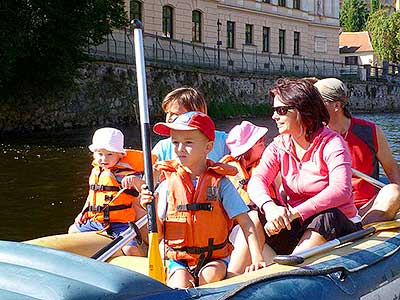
1, 219, 400, 300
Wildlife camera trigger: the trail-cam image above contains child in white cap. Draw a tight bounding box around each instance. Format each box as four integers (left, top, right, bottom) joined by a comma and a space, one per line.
69, 127, 151, 256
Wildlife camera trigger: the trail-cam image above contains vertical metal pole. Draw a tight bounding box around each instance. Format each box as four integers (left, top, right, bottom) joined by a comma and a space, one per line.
217, 19, 222, 68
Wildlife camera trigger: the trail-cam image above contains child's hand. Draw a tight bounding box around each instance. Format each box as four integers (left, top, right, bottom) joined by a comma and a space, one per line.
121, 175, 144, 190
244, 261, 268, 273
75, 211, 88, 225
140, 184, 158, 209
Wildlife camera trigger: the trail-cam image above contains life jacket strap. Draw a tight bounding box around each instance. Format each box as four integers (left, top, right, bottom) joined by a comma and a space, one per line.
176, 203, 213, 211
88, 204, 132, 213
177, 238, 228, 255
90, 184, 139, 197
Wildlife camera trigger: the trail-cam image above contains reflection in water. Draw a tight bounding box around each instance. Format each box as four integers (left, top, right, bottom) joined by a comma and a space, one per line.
0, 113, 399, 241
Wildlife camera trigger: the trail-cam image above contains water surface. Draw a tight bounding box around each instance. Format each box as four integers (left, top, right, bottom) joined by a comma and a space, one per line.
0, 113, 398, 241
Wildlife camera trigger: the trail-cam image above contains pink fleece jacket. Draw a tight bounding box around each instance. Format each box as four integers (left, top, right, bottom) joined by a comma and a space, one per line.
248, 127, 358, 221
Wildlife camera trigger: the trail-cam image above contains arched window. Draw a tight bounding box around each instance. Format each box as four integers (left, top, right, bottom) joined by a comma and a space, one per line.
162, 6, 173, 38
192, 10, 202, 42
130, 0, 142, 21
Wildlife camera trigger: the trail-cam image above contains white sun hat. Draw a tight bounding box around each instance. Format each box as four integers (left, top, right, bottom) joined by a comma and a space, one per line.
88, 127, 126, 154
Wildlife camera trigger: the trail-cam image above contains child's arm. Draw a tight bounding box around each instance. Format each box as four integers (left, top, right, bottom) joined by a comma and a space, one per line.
75, 198, 90, 225
121, 174, 145, 191
234, 212, 267, 272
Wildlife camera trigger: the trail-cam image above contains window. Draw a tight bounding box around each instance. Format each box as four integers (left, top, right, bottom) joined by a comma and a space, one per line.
192, 10, 202, 42
278, 0, 286, 6
245, 24, 253, 45
162, 6, 173, 38
293, 0, 300, 9
262, 27, 270, 52
129, 0, 142, 21
279, 29, 286, 54
262, 0, 271, 3
345, 56, 358, 65
294, 31, 300, 55
227, 21, 235, 48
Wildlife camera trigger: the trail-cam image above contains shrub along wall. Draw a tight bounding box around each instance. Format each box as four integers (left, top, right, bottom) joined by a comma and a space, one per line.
0, 62, 399, 132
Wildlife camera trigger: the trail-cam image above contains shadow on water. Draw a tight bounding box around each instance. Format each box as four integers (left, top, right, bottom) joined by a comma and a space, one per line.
0, 114, 398, 242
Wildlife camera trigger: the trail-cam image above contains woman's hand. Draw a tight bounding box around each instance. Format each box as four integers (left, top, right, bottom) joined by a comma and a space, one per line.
262, 201, 294, 236
245, 261, 268, 273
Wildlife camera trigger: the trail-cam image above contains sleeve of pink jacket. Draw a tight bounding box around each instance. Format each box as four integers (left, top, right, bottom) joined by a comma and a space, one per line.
294, 136, 354, 220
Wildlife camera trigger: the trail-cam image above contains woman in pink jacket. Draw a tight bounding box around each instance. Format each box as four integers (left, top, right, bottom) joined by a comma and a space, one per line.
248, 78, 361, 255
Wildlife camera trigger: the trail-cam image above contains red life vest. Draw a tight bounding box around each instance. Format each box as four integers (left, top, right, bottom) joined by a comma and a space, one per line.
345, 118, 379, 208
87, 149, 146, 223
155, 159, 238, 267
220, 155, 279, 205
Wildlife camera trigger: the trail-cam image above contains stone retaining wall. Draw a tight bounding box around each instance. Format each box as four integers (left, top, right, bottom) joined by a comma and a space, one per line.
1, 62, 399, 132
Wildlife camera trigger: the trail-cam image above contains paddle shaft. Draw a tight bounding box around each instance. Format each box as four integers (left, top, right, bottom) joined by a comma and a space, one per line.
352, 168, 385, 189
273, 220, 400, 266
91, 215, 147, 261
133, 19, 165, 283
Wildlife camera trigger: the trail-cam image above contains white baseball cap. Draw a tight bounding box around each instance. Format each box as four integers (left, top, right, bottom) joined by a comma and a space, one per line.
88, 127, 126, 154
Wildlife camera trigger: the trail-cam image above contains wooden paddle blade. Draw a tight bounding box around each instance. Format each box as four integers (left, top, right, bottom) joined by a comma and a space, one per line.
148, 232, 166, 283
364, 219, 400, 231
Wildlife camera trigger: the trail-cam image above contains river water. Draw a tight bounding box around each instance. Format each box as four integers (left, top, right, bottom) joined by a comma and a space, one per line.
1, 113, 399, 242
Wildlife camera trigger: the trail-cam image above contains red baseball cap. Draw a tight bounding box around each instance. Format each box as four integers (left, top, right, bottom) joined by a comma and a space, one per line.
153, 111, 215, 141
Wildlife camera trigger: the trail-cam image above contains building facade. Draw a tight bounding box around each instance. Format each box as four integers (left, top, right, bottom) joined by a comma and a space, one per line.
127, 0, 341, 61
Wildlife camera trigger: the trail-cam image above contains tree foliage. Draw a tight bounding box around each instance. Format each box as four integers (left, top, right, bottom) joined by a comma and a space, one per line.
0, 0, 128, 97
370, 0, 381, 13
367, 9, 400, 62
340, 0, 369, 32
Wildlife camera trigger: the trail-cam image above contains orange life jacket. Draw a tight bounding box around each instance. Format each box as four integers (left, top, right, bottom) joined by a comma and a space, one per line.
87, 149, 146, 223
155, 159, 238, 267
220, 155, 278, 205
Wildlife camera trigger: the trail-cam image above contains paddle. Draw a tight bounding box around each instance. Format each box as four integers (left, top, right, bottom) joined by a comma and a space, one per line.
91, 214, 147, 261
352, 168, 386, 189
132, 19, 165, 283
273, 219, 400, 266
90, 187, 148, 261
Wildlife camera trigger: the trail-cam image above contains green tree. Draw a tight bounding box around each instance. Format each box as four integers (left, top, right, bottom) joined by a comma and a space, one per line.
340, 0, 369, 32
367, 9, 400, 62
370, 0, 381, 13
0, 0, 128, 97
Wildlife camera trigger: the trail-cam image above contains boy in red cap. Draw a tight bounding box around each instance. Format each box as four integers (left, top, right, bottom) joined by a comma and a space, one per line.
140, 111, 266, 288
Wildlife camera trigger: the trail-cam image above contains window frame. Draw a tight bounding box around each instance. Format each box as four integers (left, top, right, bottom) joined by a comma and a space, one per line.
162, 5, 173, 38
227, 21, 235, 48
192, 10, 202, 43
279, 29, 286, 54
293, 0, 301, 9
262, 26, 270, 52
245, 24, 253, 45
129, 0, 142, 22
294, 31, 300, 56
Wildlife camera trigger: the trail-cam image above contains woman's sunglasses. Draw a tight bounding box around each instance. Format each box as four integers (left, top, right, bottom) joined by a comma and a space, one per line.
272, 106, 295, 116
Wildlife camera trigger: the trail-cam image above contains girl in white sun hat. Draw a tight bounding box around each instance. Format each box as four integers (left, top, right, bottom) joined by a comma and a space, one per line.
69, 127, 154, 256
221, 121, 278, 276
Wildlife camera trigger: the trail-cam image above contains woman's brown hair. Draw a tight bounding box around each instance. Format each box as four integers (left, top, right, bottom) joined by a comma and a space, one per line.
269, 78, 330, 141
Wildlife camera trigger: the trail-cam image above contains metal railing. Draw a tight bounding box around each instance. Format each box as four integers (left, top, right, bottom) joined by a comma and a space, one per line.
88, 29, 400, 82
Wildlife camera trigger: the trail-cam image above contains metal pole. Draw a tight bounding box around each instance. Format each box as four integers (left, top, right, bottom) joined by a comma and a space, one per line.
217, 19, 222, 68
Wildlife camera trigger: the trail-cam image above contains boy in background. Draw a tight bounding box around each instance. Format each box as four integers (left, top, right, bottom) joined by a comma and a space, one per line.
152, 87, 229, 162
